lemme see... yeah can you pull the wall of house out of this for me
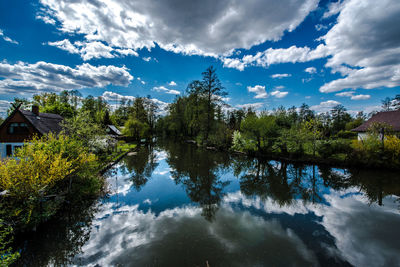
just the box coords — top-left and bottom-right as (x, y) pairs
(358, 132), (368, 141)
(0, 142), (25, 158)
(0, 111), (39, 143)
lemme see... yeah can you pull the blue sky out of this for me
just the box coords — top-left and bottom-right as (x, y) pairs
(0, 0), (399, 117)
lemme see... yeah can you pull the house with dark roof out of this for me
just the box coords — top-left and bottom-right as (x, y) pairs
(352, 109), (400, 140)
(0, 105), (64, 157)
(106, 124), (122, 138)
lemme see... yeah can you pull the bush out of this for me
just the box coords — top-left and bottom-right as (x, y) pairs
(336, 130), (357, 139)
(349, 134), (400, 167)
(0, 134), (99, 230)
(317, 139), (352, 158)
(0, 219), (20, 266)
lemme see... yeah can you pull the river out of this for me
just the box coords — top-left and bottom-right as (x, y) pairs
(16, 141), (400, 266)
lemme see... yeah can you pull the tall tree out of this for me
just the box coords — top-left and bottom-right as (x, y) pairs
(200, 66), (227, 143)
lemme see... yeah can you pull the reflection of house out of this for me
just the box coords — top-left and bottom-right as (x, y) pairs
(106, 125), (122, 139)
(352, 110), (400, 140)
(0, 105), (63, 157)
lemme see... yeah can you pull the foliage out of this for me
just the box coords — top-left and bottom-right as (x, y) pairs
(157, 66), (228, 146)
(241, 114), (278, 152)
(123, 118), (150, 141)
(0, 219), (20, 266)
(0, 134), (98, 229)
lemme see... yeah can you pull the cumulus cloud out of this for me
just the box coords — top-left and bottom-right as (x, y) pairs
(247, 85), (268, 99)
(48, 39), (138, 61)
(222, 44), (329, 70)
(322, 0), (346, 19)
(101, 91), (169, 114)
(0, 61), (133, 95)
(222, 0), (400, 93)
(271, 73), (291, 79)
(335, 91), (371, 100)
(168, 81), (177, 86)
(153, 86), (180, 95)
(319, 0), (400, 93)
(315, 24), (328, 31)
(271, 90), (289, 98)
(310, 100), (341, 113)
(0, 29), (18, 44)
(0, 100), (10, 117)
(39, 0), (318, 57)
(236, 102), (264, 110)
(102, 91), (135, 102)
(304, 67), (317, 74)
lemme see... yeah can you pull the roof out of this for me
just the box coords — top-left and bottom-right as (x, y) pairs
(19, 109), (64, 135)
(107, 125), (122, 136)
(352, 109), (400, 132)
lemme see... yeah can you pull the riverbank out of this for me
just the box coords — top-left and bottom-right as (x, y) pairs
(184, 139), (400, 171)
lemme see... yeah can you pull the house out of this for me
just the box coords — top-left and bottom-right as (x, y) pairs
(0, 105), (64, 157)
(106, 125), (122, 138)
(352, 109), (400, 140)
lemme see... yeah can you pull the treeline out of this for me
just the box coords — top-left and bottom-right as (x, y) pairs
(156, 66), (400, 168)
(6, 90), (160, 142)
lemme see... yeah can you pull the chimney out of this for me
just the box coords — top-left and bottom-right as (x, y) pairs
(32, 105), (39, 116)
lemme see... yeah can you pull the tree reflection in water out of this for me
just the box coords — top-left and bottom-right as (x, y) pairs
(161, 141), (231, 221)
(15, 142), (400, 265)
(121, 144), (159, 191)
(15, 200), (98, 267)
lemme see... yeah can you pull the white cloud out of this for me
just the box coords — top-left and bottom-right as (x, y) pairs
(315, 24), (328, 31)
(310, 100), (341, 113)
(36, 14), (56, 25)
(304, 67), (317, 74)
(350, 94), (371, 100)
(101, 91), (169, 115)
(39, 0), (318, 57)
(153, 86), (180, 95)
(335, 91), (371, 100)
(0, 29), (18, 44)
(322, 0), (346, 19)
(271, 90), (289, 98)
(137, 77), (146, 85)
(102, 91), (135, 102)
(48, 39), (139, 60)
(142, 57), (152, 62)
(0, 100), (10, 117)
(168, 81), (177, 86)
(271, 73), (291, 79)
(335, 91), (354, 97)
(247, 85), (268, 99)
(319, 0), (400, 93)
(0, 61), (133, 95)
(221, 0), (400, 93)
(222, 44), (329, 70)
(236, 102), (264, 110)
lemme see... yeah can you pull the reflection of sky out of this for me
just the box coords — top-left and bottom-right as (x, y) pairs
(76, 149), (400, 267)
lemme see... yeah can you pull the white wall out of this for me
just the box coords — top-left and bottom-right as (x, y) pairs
(357, 133), (368, 141)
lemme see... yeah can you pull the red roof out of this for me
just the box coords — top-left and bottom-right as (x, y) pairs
(352, 110), (400, 132)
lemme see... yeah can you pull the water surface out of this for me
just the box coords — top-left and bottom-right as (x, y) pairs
(17, 142), (400, 266)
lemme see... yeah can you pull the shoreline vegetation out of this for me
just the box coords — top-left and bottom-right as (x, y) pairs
(1, 66), (399, 265)
(156, 66), (400, 171)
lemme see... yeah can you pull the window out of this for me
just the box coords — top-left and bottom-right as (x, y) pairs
(6, 145), (12, 156)
(7, 122), (29, 134)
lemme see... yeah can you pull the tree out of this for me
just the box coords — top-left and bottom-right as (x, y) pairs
(123, 118), (150, 141)
(200, 66), (227, 143)
(241, 114), (278, 151)
(381, 97), (392, 111)
(330, 104), (351, 134)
